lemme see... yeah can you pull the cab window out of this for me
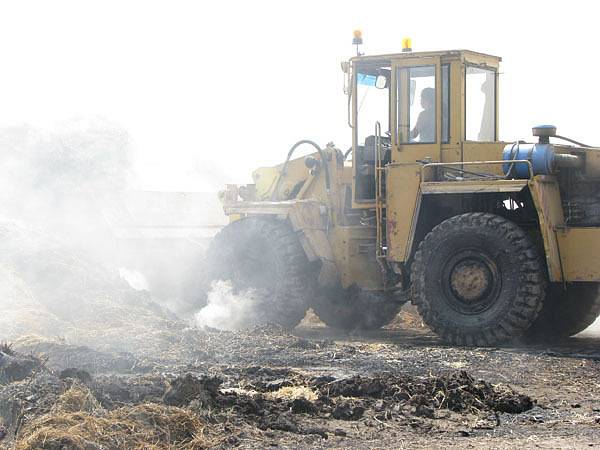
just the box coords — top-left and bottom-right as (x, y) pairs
(353, 66), (391, 201)
(356, 72), (390, 146)
(397, 65), (450, 144)
(398, 66), (435, 144)
(466, 66), (496, 141)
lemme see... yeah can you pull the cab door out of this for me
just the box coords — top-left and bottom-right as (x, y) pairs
(385, 57), (446, 262)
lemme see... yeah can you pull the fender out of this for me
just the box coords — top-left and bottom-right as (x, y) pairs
(386, 164), (531, 266)
(529, 176), (600, 282)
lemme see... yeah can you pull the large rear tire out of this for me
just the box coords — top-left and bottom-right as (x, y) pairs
(526, 283), (600, 340)
(411, 213), (546, 346)
(203, 217), (312, 328)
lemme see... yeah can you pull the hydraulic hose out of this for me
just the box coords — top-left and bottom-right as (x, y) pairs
(504, 141), (520, 179)
(272, 140), (331, 201)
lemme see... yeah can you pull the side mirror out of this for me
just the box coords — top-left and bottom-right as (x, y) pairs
(375, 75), (388, 89)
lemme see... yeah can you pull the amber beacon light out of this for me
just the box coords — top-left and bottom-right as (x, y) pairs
(352, 29), (364, 56)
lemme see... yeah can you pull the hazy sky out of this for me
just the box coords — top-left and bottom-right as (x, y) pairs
(1, 0), (598, 190)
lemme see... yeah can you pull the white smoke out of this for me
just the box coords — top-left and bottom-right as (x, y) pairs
(118, 267), (149, 291)
(195, 280), (265, 330)
(0, 120), (186, 351)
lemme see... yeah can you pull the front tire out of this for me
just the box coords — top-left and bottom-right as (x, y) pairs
(411, 213), (546, 346)
(203, 217), (312, 328)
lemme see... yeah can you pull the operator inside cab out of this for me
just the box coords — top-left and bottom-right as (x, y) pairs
(410, 87), (435, 142)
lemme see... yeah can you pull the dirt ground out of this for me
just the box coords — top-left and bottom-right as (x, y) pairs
(2, 225), (600, 448)
(2, 313), (600, 449)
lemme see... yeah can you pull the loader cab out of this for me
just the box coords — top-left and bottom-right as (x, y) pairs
(347, 50), (501, 206)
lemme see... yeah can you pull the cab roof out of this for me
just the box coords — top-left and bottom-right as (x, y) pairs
(350, 49), (501, 65)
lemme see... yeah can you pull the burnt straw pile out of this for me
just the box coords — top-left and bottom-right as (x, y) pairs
(0, 343), (534, 449)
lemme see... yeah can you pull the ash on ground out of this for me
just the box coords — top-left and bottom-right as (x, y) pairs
(3, 288), (600, 449)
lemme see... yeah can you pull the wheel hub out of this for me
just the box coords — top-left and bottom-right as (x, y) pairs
(441, 250), (501, 315)
(449, 259), (492, 302)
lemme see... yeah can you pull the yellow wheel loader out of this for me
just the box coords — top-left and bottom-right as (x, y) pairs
(206, 37), (600, 345)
